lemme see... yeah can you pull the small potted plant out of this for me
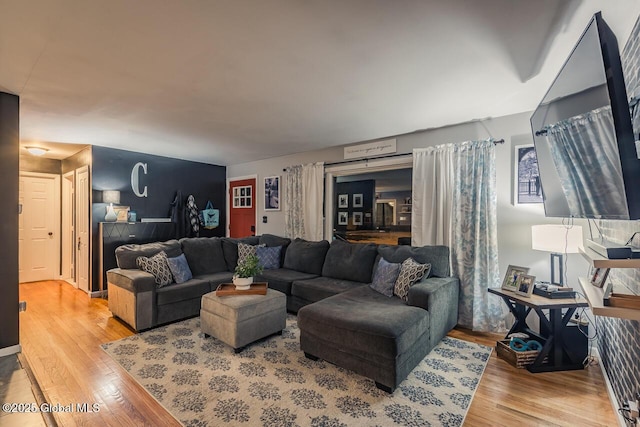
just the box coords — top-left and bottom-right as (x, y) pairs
(233, 254), (263, 290)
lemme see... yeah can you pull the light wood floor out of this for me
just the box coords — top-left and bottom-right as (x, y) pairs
(18, 280), (617, 426)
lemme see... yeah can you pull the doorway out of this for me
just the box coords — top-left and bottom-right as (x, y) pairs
(61, 171), (75, 286)
(228, 177), (257, 238)
(75, 166), (90, 293)
(18, 172), (60, 283)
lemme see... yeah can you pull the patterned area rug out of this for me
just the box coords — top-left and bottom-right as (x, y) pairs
(102, 315), (491, 427)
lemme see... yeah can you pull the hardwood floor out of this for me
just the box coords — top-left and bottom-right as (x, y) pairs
(18, 280), (617, 426)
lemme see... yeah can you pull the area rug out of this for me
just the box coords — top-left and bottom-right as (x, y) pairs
(102, 315), (491, 427)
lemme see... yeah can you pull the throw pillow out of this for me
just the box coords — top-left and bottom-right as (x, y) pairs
(237, 242), (265, 266)
(256, 245), (282, 270)
(393, 257), (431, 302)
(369, 258), (401, 297)
(136, 251), (174, 287)
(166, 253), (193, 284)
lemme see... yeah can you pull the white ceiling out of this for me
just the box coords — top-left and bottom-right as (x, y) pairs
(3, 0), (640, 166)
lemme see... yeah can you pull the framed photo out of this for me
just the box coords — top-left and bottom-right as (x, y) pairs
(590, 267), (610, 288)
(514, 144), (543, 204)
(352, 212), (363, 225)
(353, 193), (363, 208)
(501, 265), (530, 291)
(264, 176), (280, 211)
(338, 211), (348, 225)
(338, 194), (348, 208)
(515, 274), (536, 297)
(114, 206), (130, 222)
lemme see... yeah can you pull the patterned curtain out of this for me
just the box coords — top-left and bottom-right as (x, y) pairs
(413, 140), (507, 332)
(284, 162), (324, 240)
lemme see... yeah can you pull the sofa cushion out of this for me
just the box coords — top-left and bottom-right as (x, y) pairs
(180, 237), (227, 275)
(321, 240), (378, 283)
(283, 238), (330, 275)
(136, 251), (174, 287)
(115, 240), (182, 269)
(370, 258), (401, 297)
(297, 286), (430, 360)
(256, 245), (282, 270)
(259, 234), (291, 266)
(377, 244), (449, 278)
(156, 278), (211, 306)
(394, 257), (431, 302)
(291, 276), (367, 304)
(166, 253), (193, 284)
(221, 236), (261, 271)
(192, 271), (235, 289)
(256, 268), (319, 295)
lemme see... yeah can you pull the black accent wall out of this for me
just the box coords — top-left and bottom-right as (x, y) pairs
(90, 146), (226, 292)
(334, 180), (375, 232)
(0, 92), (19, 351)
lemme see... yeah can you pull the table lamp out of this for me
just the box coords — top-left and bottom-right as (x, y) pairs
(531, 224), (583, 286)
(103, 190), (120, 222)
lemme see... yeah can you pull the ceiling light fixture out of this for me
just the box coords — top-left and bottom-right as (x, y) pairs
(25, 146), (49, 156)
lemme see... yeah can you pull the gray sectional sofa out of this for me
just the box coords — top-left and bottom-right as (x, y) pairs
(106, 234), (459, 392)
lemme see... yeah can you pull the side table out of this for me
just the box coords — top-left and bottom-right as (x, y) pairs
(488, 288), (589, 373)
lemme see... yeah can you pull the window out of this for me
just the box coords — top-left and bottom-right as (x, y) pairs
(233, 186), (252, 208)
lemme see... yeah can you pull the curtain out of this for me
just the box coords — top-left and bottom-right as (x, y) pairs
(545, 106), (627, 217)
(284, 162), (324, 240)
(413, 140), (507, 332)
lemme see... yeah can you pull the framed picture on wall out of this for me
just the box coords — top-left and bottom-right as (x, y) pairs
(338, 211), (348, 225)
(338, 194), (348, 208)
(353, 194), (363, 208)
(264, 176), (280, 211)
(353, 212), (363, 225)
(514, 144), (543, 205)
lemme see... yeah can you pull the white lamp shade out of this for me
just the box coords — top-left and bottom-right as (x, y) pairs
(103, 190), (121, 204)
(531, 224), (583, 254)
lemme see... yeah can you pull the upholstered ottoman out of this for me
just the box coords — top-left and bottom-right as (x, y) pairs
(200, 288), (286, 352)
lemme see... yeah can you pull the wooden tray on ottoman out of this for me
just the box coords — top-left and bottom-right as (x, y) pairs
(215, 282), (268, 296)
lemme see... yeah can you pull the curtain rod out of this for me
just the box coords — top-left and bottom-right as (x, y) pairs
(282, 139), (504, 171)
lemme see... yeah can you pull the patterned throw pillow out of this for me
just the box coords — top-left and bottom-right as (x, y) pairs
(393, 257), (431, 302)
(136, 251), (174, 287)
(256, 245), (282, 270)
(166, 253), (193, 284)
(237, 242), (265, 266)
(370, 258), (401, 297)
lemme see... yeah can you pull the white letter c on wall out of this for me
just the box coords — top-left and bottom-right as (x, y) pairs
(131, 162), (148, 197)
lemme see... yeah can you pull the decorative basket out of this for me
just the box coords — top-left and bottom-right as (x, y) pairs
(496, 340), (540, 369)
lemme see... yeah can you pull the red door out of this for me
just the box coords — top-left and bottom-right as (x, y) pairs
(229, 178), (256, 237)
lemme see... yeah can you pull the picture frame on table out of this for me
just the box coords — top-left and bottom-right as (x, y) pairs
(515, 274), (536, 297)
(590, 267), (610, 288)
(338, 194), (348, 208)
(264, 176), (280, 211)
(114, 206), (130, 222)
(353, 194), (363, 208)
(338, 211), (348, 226)
(352, 212), (363, 225)
(513, 144), (543, 205)
(501, 265), (530, 292)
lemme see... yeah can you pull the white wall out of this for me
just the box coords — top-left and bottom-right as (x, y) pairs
(227, 111), (589, 287)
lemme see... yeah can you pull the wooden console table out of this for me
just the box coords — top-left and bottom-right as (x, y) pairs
(488, 288), (589, 373)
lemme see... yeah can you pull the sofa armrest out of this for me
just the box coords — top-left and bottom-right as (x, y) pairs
(107, 268), (156, 293)
(407, 276), (460, 348)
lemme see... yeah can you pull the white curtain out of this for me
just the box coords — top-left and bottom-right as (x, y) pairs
(413, 140), (507, 332)
(284, 162), (324, 240)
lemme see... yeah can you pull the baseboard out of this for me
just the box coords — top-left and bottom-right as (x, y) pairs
(90, 290), (108, 299)
(0, 344), (22, 358)
(592, 346), (626, 427)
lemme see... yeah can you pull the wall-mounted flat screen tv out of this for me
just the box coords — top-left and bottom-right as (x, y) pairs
(531, 12), (640, 219)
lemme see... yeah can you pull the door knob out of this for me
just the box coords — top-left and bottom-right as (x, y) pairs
(48, 232), (53, 236)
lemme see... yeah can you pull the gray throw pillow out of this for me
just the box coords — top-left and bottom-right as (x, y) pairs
(370, 258), (401, 297)
(136, 251), (174, 287)
(166, 253), (193, 284)
(393, 257), (431, 302)
(256, 245), (282, 270)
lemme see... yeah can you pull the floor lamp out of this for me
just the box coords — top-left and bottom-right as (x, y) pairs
(531, 224), (583, 286)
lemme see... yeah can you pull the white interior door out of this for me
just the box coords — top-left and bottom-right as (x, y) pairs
(62, 171), (76, 286)
(76, 166), (90, 293)
(19, 173), (60, 283)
